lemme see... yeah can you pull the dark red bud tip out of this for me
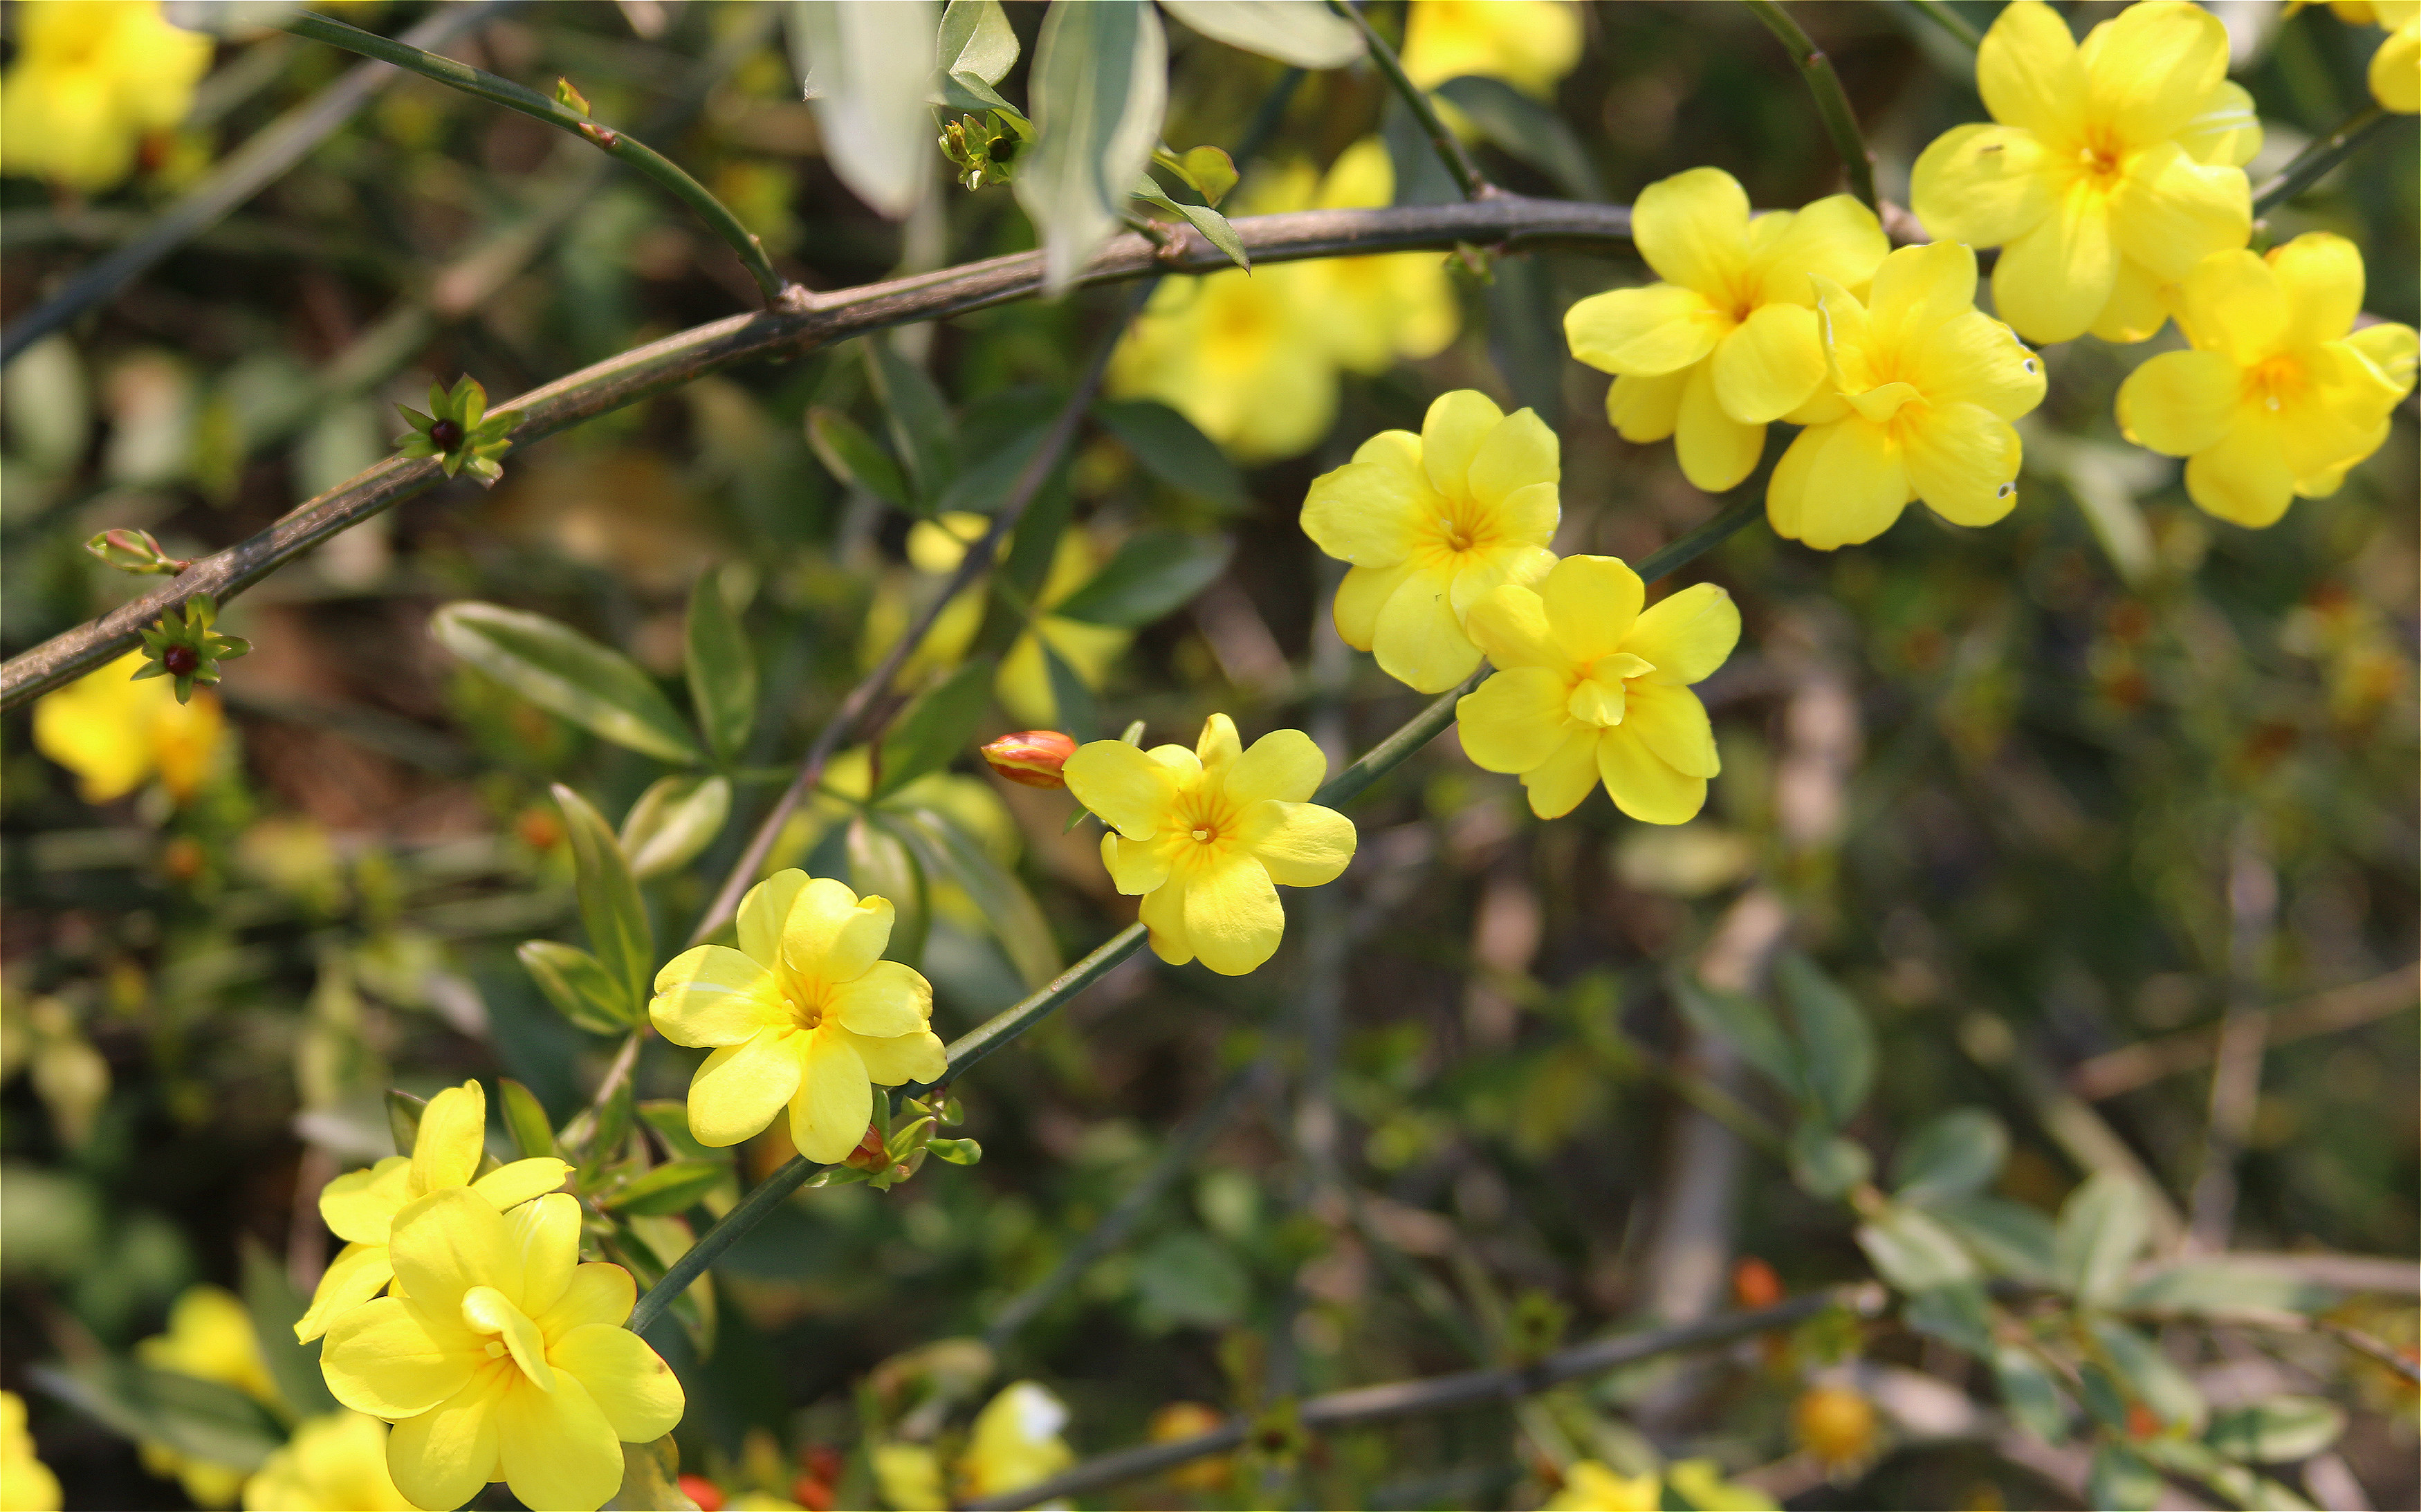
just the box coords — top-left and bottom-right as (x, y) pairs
(162, 645), (201, 676)
(981, 730), (1078, 788)
(427, 418), (464, 451)
(843, 1123), (887, 1170)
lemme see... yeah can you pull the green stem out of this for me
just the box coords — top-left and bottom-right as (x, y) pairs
(2252, 102), (2390, 215)
(277, 11), (786, 305)
(1902, 0), (1984, 51)
(1325, 0), (1493, 200)
(1744, 0), (1879, 211)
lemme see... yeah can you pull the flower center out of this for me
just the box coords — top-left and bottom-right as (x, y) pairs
(1567, 652), (1657, 728)
(782, 980), (829, 1033)
(1191, 826), (1215, 842)
(2074, 128), (2126, 188)
(461, 1284), (555, 1392)
(1170, 790), (1239, 865)
(2245, 354), (2307, 412)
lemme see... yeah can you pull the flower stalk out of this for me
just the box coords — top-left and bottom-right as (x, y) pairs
(1324, 0), (1495, 201)
(1742, 0), (1879, 211)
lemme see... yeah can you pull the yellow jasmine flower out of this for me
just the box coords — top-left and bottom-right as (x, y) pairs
(1765, 241), (2048, 550)
(1, 1392), (62, 1512)
(650, 871), (946, 1164)
(320, 1190), (685, 1512)
(1565, 167), (1890, 493)
(958, 1382), (1074, 1504)
(136, 1286), (279, 1508)
(32, 651), (223, 804)
(1400, 0), (1583, 96)
(1544, 1459), (1659, 1511)
(0, 0), (213, 193)
(2115, 234), (2418, 528)
(872, 1441), (946, 1511)
(1302, 389), (1561, 693)
(1909, 0), (2259, 345)
(1064, 714), (1356, 975)
(2369, 1), (2420, 111)
(241, 1412), (414, 1512)
(1286, 139), (1463, 377)
(1456, 556), (1739, 823)
(297, 1080), (572, 1343)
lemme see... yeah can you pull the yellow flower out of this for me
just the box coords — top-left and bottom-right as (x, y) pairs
(1910, 0), (2260, 345)
(2369, 1), (2420, 110)
(1, 1392), (62, 1512)
(1107, 140), (1460, 463)
(959, 1382), (1074, 1503)
(2115, 234), (2418, 528)
(241, 1412), (415, 1512)
(296, 1080), (573, 1343)
(1400, 0), (1583, 95)
(1456, 556), (1739, 823)
(136, 1287), (279, 1508)
(320, 1189), (684, 1512)
(1765, 241), (2048, 550)
(1302, 389), (1561, 693)
(1665, 1459), (1781, 1511)
(650, 871), (947, 1163)
(1543, 1459), (1659, 1511)
(873, 1442), (946, 1511)
(1565, 167), (1890, 493)
(32, 651), (223, 804)
(1792, 1384), (1879, 1468)
(0, 0), (213, 193)
(1064, 714), (1356, 975)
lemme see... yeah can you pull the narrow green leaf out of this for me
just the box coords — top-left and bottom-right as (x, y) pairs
(1132, 183), (1251, 270)
(518, 940), (639, 1035)
(848, 813), (929, 968)
(554, 784), (656, 1015)
(806, 407), (912, 509)
(1054, 531), (1232, 629)
(684, 571), (755, 764)
(1673, 976), (1803, 1102)
(2056, 1170), (2152, 1307)
(1092, 399), (1244, 510)
(1776, 952), (1873, 1129)
(938, 0), (1018, 84)
(786, 0), (938, 219)
(1928, 1195), (2059, 1285)
(33, 1361), (283, 1473)
(1157, 0), (1363, 66)
(894, 806), (1063, 990)
(637, 1100), (716, 1162)
(1015, 0), (1168, 291)
(2089, 1318), (2207, 1433)
(239, 1239), (341, 1418)
(2090, 1438), (2169, 1509)
(865, 337), (961, 507)
(499, 1078), (557, 1159)
(620, 773), (733, 881)
(2204, 1396), (2346, 1464)
(934, 421), (1050, 517)
(2121, 1259), (2334, 1316)
(1902, 1279), (1994, 1356)
(874, 660), (994, 799)
(1891, 1107), (2009, 1207)
(1430, 74), (1601, 199)
(605, 1159), (730, 1217)
(1993, 1345), (2070, 1444)
(431, 602), (702, 765)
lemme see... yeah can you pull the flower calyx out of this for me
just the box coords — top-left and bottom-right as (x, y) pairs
(940, 113), (1024, 191)
(980, 729), (1076, 788)
(134, 594), (250, 705)
(811, 1096), (978, 1192)
(396, 375), (517, 486)
(85, 528), (190, 577)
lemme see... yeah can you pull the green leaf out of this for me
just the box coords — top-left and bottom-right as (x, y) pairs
(2121, 1260), (2335, 1316)
(806, 407), (912, 509)
(2056, 1170), (2151, 1307)
(1785, 1116), (1871, 1200)
(2204, 1396), (2346, 1464)
(1855, 1204), (1977, 1293)
(1927, 1195), (2059, 1285)
(2088, 1443), (2162, 1512)
(938, 0), (1018, 84)
(893, 806), (1063, 990)
(934, 421), (1051, 517)
(1092, 399), (1244, 510)
(1903, 1279), (1994, 1356)
(386, 1089), (427, 1155)
(554, 784), (656, 1015)
(1673, 976), (1802, 1103)
(605, 1159), (730, 1217)
(1015, 0), (1168, 291)
(1053, 531), (1233, 627)
(499, 1078), (557, 1159)
(2088, 1318), (2206, 1433)
(1157, 0), (1363, 66)
(874, 660), (994, 799)
(2076, 1363), (2131, 1434)
(1132, 181), (1251, 270)
(684, 572), (755, 764)
(926, 1136), (983, 1165)
(431, 602), (703, 765)
(1891, 1108), (2009, 1207)
(847, 813), (929, 968)
(591, 1075), (637, 1169)
(1154, 144), (1238, 205)
(1039, 638), (1101, 742)
(518, 940), (638, 1035)
(1776, 953), (1872, 1129)
(865, 337), (961, 508)
(638, 1100), (716, 1163)
(1430, 75), (1601, 199)
(239, 1239), (340, 1418)
(786, 0), (937, 219)
(620, 774), (733, 881)
(2137, 1438), (2315, 1512)
(1993, 1344), (2070, 1444)
(33, 1361), (283, 1473)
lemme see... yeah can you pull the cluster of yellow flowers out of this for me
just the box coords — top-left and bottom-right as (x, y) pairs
(872, 1380), (1074, 1509)
(0, 0), (213, 193)
(1543, 1456), (1779, 1511)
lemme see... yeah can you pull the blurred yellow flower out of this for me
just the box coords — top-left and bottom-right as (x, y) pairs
(1765, 241), (2047, 549)
(241, 1412), (414, 1512)
(296, 1079), (572, 1343)
(650, 871), (946, 1163)
(0, 0), (213, 192)
(1565, 167), (1890, 492)
(32, 651), (223, 804)
(2369, 1), (2420, 110)
(872, 1441), (946, 1511)
(862, 513), (1127, 727)
(1792, 1384), (1879, 1468)
(1665, 1459), (1780, 1510)
(2116, 234), (2418, 527)
(1065, 714), (1356, 975)
(1457, 556), (1739, 823)
(136, 1286), (279, 1508)
(1401, 0), (1583, 95)
(1302, 389), (1561, 692)
(958, 1381), (1074, 1504)
(1910, 0), (2259, 344)
(1543, 1459), (1659, 1511)
(1108, 140), (1460, 463)
(1, 1392), (61, 1512)
(321, 1190), (684, 1512)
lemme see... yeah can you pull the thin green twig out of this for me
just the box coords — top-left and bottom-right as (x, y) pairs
(277, 10), (786, 305)
(1744, 0), (1879, 211)
(1325, 0), (1493, 200)
(2253, 102), (2391, 214)
(1902, 0), (1985, 50)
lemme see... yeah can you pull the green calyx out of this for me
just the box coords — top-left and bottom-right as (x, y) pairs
(134, 593), (252, 705)
(939, 113), (1024, 191)
(396, 374), (518, 486)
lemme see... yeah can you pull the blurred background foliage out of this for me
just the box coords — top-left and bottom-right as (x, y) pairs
(1, 2), (2414, 1509)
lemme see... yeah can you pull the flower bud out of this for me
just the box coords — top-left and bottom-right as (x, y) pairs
(981, 730), (1077, 788)
(84, 528), (186, 576)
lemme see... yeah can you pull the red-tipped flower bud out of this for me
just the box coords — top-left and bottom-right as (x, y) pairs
(981, 730), (1078, 789)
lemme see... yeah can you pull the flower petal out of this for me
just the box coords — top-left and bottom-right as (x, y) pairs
(2182, 409), (2296, 527)
(1605, 368), (1687, 443)
(1910, 123), (2057, 248)
(789, 1030), (872, 1165)
(1334, 561), (1416, 649)
(1674, 361), (1765, 492)
(1978, 1), (2088, 138)
(408, 1082), (487, 1197)
(688, 1027), (802, 1148)
(650, 945), (783, 1048)
(1456, 667), (1576, 773)
(2268, 232), (2364, 347)
(535, 1263), (636, 1338)
(323, 1298), (480, 1419)
(848, 1028), (947, 1086)
(827, 959), (933, 1038)
(294, 1242), (395, 1344)
(784, 876), (892, 985)
(1064, 739), (1184, 839)
(1372, 564), (1484, 694)
(1463, 583), (1560, 669)
(385, 1367), (507, 1512)
(2078, 0), (2229, 148)
(1181, 854), (1286, 976)
(2115, 349), (2238, 457)
(1763, 423), (1825, 542)
(1868, 241), (1978, 351)
(1522, 731), (1603, 818)
(1226, 728), (1327, 806)
(2089, 256), (2173, 344)
(1235, 800), (1356, 887)
(1906, 400), (2024, 527)
(1596, 730), (1709, 825)
(2180, 78), (2262, 167)
(1466, 407), (1560, 508)
(2108, 141), (2249, 284)
(1751, 193), (1890, 304)
(1301, 458), (1423, 566)
(1448, 542), (1558, 617)
(1562, 285), (1724, 377)
(497, 1192), (581, 1321)
(549, 1323), (685, 1444)
(1797, 417), (1911, 551)
(2345, 322), (2419, 396)
(1540, 555), (1646, 663)
(461, 1284), (553, 1392)
(1623, 682), (1721, 779)
(737, 871), (807, 968)
(1622, 584), (1740, 685)
(1421, 389), (1505, 497)
(1915, 311), (2046, 420)
(1102, 832), (1174, 895)
(1990, 183), (2117, 346)
(388, 1188), (513, 1322)
(320, 1157), (412, 1246)
(1633, 166), (1750, 295)
(2177, 248), (2285, 364)
(470, 1157), (572, 1213)
(498, 1372), (624, 1512)
(1489, 480), (1561, 548)
(1139, 874), (1195, 966)
(1711, 303), (1825, 424)
(2370, 18), (2419, 113)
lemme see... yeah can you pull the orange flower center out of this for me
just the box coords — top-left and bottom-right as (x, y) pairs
(2244, 353), (2308, 411)
(2074, 128), (2126, 188)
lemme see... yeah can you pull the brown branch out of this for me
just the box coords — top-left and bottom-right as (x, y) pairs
(2068, 964), (2418, 1101)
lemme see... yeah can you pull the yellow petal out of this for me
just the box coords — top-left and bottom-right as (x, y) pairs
(1456, 667), (1578, 773)
(1448, 541), (1558, 617)
(1623, 683), (1721, 778)
(2108, 141), (2249, 284)
(1622, 583), (1740, 685)
(1763, 422), (1824, 542)
(2077, 0), (2229, 147)
(534, 1264), (636, 1339)
(1195, 712), (1244, 780)
(2088, 256), (2173, 344)
(1632, 166), (1750, 295)
(1978, 1), (2088, 137)
(1909, 123), (2056, 247)
(320, 1157), (412, 1246)
(1904, 401), (2024, 526)
(1562, 284), (1724, 377)
(409, 1082), (487, 1197)
(1180, 853), (1286, 976)
(2344, 322), (2419, 395)
(461, 1286), (553, 1392)
(1064, 739), (1184, 839)
(1595, 729), (1709, 825)
(1466, 407), (1561, 506)
(2176, 248), (2285, 364)
(2267, 232), (2364, 347)
(1522, 730), (1603, 818)
(650, 945), (783, 1048)
(497, 1372), (624, 1512)
(2182, 410), (2296, 527)
(1489, 479), (1561, 547)
(549, 1324), (685, 1445)
(1334, 560), (1415, 650)
(1540, 555), (1646, 663)
(2277, 350), (2396, 477)
(1915, 310), (2046, 420)
(2371, 19), (2419, 112)
(1421, 389), (1506, 497)
(387, 1188), (517, 1326)
(1235, 800), (1356, 887)
(688, 1028), (802, 1147)
(1867, 240), (1977, 351)
(1991, 183), (2117, 345)
(295, 1243), (395, 1344)
(783, 876), (892, 984)
(1463, 583), (1560, 668)
(1848, 380), (1923, 425)
(1749, 193), (1891, 306)
(789, 1030), (872, 1165)
(2115, 349), (2238, 456)
(2178, 79), (2263, 167)
(848, 1027), (948, 1086)
(1301, 458), (1423, 566)
(384, 1369), (507, 1512)
(1711, 303), (1825, 425)
(735, 871), (808, 968)
(501, 1194), (582, 1339)
(1673, 361), (1765, 492)
(1139, 874), (1195, 966)
(1226, 728), (1327, 806)
(1372, 564), (1484, 693)
(470, 1158), (571, 1213)
(1796, 417), (1911, 551)
(1102, 831), (1174, 895)
(1605, 367), (1687, 442)
(827, 959), (932, 1038)
(322, 1297), (479, 1420)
